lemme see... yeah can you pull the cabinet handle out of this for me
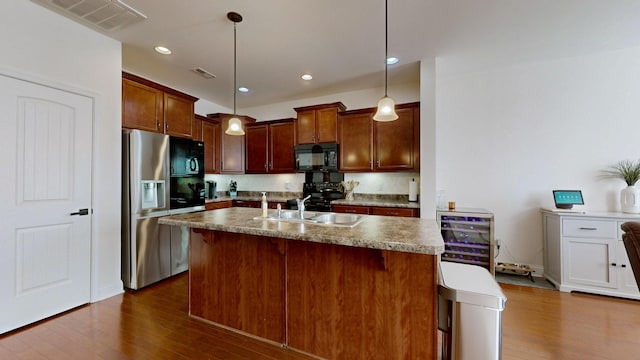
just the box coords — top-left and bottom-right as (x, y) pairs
(269, 162), (273, 169)
(264, 163), (268, 170)
(611, 263), (617, 267)
(622, 264), (627, 268)
(579, 227), (598, 230)
(387, 212), (399, 216)
(345, 210), (356, 213)
(376, 160), (380, 168)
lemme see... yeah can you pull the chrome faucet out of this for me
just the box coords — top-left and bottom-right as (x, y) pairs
(297, 195), (311, 218)
(276, 203), (282, 218)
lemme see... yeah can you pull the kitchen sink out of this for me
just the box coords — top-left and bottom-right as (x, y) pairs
(267, 210), (317, 221)
(257, 211), (365, 227)
(310, 213), (365, 226)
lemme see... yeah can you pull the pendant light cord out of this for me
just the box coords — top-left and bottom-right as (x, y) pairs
(233, 21), (237, 117)
(384, 0), (388, 97)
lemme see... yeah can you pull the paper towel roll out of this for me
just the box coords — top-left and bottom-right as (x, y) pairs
(409, 179), (418, 202)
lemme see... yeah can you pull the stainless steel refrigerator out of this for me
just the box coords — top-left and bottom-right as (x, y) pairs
(121, 129), (204, 290)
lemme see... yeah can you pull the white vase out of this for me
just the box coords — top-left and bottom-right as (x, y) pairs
(621, 185), (640, 213)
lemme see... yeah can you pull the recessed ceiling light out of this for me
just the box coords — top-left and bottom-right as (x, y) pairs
(154, 46), (172, 55)
(301, 74), (313, 81)
(238, 87), (249, 93)
(386, 57), (399, 65)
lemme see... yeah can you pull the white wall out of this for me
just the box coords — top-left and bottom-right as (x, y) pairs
(435, 46), (640, 271)
(1, 2), (123, 301)
(242, 82), (420, 121)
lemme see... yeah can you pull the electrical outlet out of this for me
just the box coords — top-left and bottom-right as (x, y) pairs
(285, 182), (291, 190)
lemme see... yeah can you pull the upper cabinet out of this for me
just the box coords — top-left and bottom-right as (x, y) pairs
(294, 102), (346, 145)
(122, 77), (163, 133)
(206, 113), (256, 174)
(122, 72), (197, 139)
(164, 93), (194, 138)
(193, 114), (204, 142)
(245, 119), (296, 174)
(338, 102), (420, 172)
(195, 114), (222, 174)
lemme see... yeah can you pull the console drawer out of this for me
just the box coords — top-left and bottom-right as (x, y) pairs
(562, 219), (616, 238)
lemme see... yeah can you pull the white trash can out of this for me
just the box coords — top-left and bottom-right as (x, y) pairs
(438, 262), (507, 360)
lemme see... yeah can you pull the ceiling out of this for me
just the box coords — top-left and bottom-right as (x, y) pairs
(34, 0), (640, 109)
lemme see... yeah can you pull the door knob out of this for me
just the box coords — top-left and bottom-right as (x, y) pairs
(70, 208), (89, 216)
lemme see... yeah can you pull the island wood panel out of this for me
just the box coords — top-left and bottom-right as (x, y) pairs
(286, 240), (438, 359)
(189, 230), (286, 344)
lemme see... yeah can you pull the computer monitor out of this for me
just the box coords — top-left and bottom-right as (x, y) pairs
(553, 190), (584, 209)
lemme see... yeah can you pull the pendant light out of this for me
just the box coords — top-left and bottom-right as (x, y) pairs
(373, 0), (398, 122)
(225, 11), (245, 135)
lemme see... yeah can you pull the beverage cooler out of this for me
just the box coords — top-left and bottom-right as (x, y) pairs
(437, 208), (495, 275)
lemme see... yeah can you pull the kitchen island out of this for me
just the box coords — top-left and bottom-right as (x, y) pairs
(159, 207), (444, 359)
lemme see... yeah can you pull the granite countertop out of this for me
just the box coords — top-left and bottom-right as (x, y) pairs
(159, 207), (443, 255)
(332, 198), (420, 209)
(206, 192), (421, 209)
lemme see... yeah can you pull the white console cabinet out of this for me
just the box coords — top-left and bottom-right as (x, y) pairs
(542, 210), (640, 300)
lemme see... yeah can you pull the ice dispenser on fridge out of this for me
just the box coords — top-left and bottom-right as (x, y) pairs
(141, 180), (166, 210)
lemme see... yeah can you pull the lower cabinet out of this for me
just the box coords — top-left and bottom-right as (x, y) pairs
(543, 211), (640, 299)
(189, 230), (286, 343)
(333, 204), (419, 217)
(204, 200), (232, 211)
(189, 229), (438, 359)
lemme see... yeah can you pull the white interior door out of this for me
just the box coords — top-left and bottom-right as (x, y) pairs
(0, 74), (93, 334)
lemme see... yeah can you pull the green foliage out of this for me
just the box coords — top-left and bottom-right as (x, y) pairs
(602, 160), (640, 186)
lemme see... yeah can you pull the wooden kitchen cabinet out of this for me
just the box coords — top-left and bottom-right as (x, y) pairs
(245, 124), (269, 173)
(338, 102), (420, 172)
(206, 113), (256, 174)
(331, 204), (371, 214)
(205, 200), (232, 210)
(122, 72), (198, 138)
(245, 119), (296, 174)
(371, 206), (420, 217)
(193, 114), (204, 142)
(122, 77), (163, 132)
(333, 204), (419, 218)
(374, 105), (420, 171)
(201, 117), (221, 174)
(164, 93), (194, 138)
(294, 102), (346, 145)
(337, 111), (374, 171)
(189, 230), (286, 343)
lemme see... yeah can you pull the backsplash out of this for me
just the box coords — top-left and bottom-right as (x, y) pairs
(204, 172), (420, 196)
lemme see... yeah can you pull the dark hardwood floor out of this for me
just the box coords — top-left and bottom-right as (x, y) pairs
(2, 273), (640, 359)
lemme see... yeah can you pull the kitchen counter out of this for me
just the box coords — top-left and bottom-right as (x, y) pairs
(332, 197), (420, 209)
(205, 192), (421, 209)
(159, 207), (443, 254)
(160, 207), (442, 359)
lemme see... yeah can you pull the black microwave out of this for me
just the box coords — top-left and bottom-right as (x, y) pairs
(294, 143), (339, 172)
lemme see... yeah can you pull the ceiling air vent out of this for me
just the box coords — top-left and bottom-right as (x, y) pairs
(31, 0), (147, 32)
(191, 67), (216, 79)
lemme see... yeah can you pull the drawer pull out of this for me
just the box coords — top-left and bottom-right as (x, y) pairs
(579, 227), (598, 230)
(622, 264), (627, 268)
(611, 263), (617, 267)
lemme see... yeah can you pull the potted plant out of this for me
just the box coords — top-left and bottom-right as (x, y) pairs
(602, 160), (640, 213)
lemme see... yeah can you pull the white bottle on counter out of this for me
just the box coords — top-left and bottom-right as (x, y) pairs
(261, 192), (268, 217)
